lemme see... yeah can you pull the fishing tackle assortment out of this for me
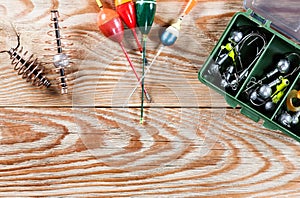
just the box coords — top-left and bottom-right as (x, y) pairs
(127, 0), (197, 104)
(205, 27), (268, 91)
(244, 53), (300, 112)
(3, 0), (300, 139)
(0, 1), (196, 124)
(0, 10), (74, 92)
(277, 78), (300, 131)
(199, 0), (300, 141)
(95, 0), (151, 104)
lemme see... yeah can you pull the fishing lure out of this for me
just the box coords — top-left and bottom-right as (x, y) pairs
(244, 58), (290, 95)
(278, 89), (300, 127)
(246, 52), (300, 111)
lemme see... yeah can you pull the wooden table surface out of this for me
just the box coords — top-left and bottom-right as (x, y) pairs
(0, 0), (300, 197)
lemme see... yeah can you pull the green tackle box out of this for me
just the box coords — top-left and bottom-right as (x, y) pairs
(198, 0), (300, 141)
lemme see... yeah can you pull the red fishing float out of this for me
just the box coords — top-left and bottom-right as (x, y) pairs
(97, 8), (124, 43)
(95, 0), (151, 102)
(115, 0), (143, 52)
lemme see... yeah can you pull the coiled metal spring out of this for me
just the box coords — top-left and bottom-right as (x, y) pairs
(0, 34), (51, 88)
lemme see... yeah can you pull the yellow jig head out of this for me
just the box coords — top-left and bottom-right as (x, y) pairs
(221, 43), (236, 63)
(271, 77), (289, 104)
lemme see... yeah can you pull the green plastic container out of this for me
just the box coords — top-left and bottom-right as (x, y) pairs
(198, 0), (300, 141)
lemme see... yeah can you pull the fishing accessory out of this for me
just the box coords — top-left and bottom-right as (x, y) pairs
(115, 0), (142, 52)
(160, 0), (197, 46)
(95, 0), (151, 102)
(207, 29), (267, 90)
(292, 111), (300, 125)
(125, 0), (197, 114)
(148, 0), (197, 69)
(136, 0), (156, 124)
(50, 10), (69, 94)
(245, 52), (300, 110)
(278, 111), (300, 127)
(0, 33), (51, 88)
(249, 76), (289, 111)
(135, 0), (156, 35)
(245, 53), (300, 94)
(278, 111), (292, 127)
(286, 89), (300, 112)
(229, 30), (243, 43)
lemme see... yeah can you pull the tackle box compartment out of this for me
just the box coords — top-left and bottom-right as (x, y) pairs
(198, 0), (300, 141)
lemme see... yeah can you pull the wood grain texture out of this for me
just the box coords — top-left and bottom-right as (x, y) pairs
(0, 0), (300, 197)
(0, 108), (300, 197)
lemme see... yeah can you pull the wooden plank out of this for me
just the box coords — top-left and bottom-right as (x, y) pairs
(0, 108), (299, 197)
(1, 0), (300, 197)
(0, 0), (241, 107)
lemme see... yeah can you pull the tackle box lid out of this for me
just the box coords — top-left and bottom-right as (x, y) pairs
(244, 0), (300, 42)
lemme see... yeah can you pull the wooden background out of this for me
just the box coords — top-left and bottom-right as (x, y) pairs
(0, 0), (300, 197)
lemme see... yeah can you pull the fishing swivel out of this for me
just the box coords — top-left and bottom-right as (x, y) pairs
(0, 33), (51, 88)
